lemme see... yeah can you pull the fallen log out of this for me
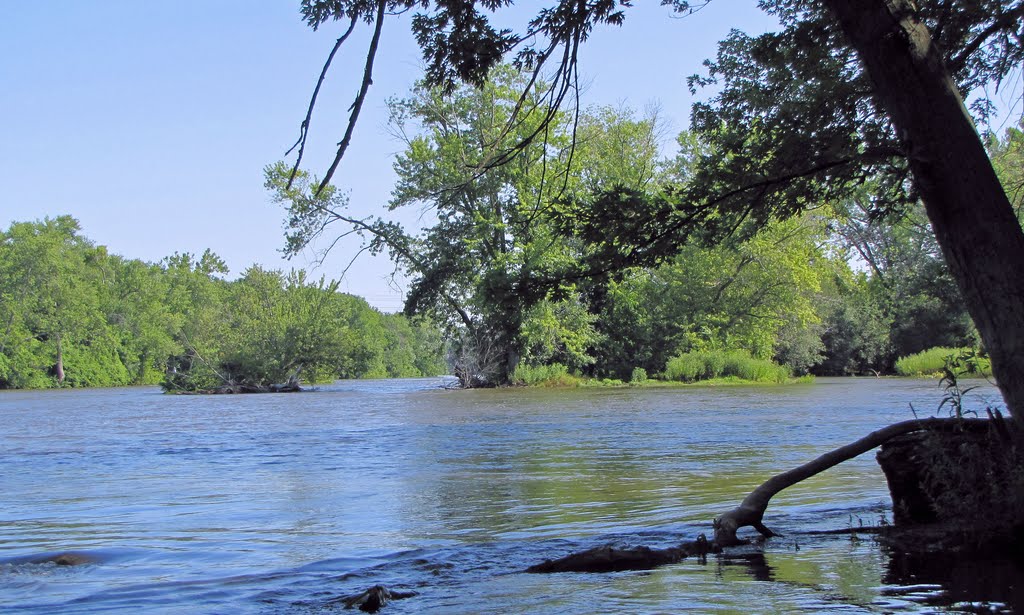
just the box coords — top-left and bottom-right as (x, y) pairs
(526, 535), (714, 573)
(712, 418), (972, 545)
(529, 417), (996, 573)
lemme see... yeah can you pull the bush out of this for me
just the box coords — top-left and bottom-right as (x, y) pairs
(664, 349), (791, 383)
(512, 363), (580, 387)
(629, 367), (648, 384)
(663, 352), (705, 381)
(895, 347), (991, 377)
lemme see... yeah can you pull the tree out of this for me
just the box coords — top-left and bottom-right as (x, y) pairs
(588, 215), (835, 379)
(0, 217), (117, 387)
(287, 0), (1024, 420)
(163, 264), (357, 392)
(105, 257), (180, 384)
(833, 200), (977, 361)
(270, 67), (665, 386)
(285, 0), (1024, 547)
(793, 0), (1024, 422)
(160, 251), (232, 391)
(989, 121), (1024, 223)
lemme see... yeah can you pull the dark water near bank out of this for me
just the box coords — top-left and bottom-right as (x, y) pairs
(1, 377), (1020, 613)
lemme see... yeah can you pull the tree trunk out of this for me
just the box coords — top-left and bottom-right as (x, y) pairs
(55, 333), (65, 384)
(821, 0), (1024, 428)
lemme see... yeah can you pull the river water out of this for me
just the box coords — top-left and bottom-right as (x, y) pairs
(1, 377), (1020, 613)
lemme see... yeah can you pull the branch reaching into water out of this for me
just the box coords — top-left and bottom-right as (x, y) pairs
(528, 417), (993, 573)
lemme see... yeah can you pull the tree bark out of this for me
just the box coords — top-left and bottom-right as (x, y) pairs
(821, 0), (1024, 429)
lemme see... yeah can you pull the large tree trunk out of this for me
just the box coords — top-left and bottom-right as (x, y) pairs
(821, 0), (1024, 428)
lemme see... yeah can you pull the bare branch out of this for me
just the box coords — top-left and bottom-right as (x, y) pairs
(712, 417), (990, 545)
(316, 0), (387, 196)
(286, 16), (359, 189)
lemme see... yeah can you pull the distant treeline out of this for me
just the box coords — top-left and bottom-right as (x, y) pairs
(0, 216), (446, 391)
(0, 202), (993, 391)
(270, 70), (1009, 388)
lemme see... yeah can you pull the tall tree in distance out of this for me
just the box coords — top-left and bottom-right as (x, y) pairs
(283, 0), (1024, 423)
(270, 66), (666, 385)
(278, 0), (1024, 546)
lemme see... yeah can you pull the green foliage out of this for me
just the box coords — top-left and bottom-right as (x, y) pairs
(288, 1), (1024, 396)
(163, 267), (446, 391)
(0, 217), (446, 391)
(664, 349), (791, 383)
(271, 66), (666, 386)
(511, 363), (579, 387)
(989, 122), (1024, 224)
(589, 215), (834, 380)
(816, 272), (893, 376)
(772, 318), (825, 376)
(0, 216), (125, 388)
(629, 367), (648, 384)
(521, 298), (601, 373)
(895, 347), (991, 378)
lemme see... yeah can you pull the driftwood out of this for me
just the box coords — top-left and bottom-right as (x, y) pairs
(711, 418), (974, 545)
(530, 418), (994, 574)
(526, 535), (715, 573)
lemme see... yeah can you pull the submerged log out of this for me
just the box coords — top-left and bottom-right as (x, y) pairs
(528, 417), (1004, 573)
(526, 536), (715, 573)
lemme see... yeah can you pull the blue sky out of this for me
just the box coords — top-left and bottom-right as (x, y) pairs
(2, 3), (783, 311)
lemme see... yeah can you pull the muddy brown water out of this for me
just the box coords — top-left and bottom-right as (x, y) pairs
(1, 377), (1020, 613)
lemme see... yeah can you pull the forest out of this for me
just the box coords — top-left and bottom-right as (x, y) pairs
(4, 122), (1023, 391)
(0, 216), (445, 391)
(266, 67), (1024, 389)
(5, 107), (1020, 392)
(3, 1), (1023, 401)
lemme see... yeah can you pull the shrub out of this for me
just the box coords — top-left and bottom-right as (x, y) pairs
(895, 347), (991, 377)
(512, 363), (579, 387)
(629, 367), (648, 384)
(664, 349), (790, 383)
(663, 352), (706, 381)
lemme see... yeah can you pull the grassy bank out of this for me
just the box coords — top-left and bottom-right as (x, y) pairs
(894, 347), (991, 378)
(512, 350), (806, 388)
(663, 349), (792, 384)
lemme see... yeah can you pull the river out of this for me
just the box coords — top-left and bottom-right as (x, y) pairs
(1, 377), (1020, 613)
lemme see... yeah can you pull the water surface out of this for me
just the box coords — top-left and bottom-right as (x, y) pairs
(1, 377), (1019, 613)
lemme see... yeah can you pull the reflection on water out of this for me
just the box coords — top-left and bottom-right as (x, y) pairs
(1, 377), (1020, 613)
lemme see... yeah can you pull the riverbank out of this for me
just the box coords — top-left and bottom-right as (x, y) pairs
(515, 373), (816, 388)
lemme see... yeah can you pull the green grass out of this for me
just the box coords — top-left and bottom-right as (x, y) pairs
(512, 363), (581, 387)
(894, 347), (991, 377)
(663, 349), (791, 384)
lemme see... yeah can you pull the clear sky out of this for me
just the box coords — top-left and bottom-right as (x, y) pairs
(1, 3), (787, 311)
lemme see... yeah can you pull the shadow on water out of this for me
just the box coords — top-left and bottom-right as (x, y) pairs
(882, 548), (1024, 613)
